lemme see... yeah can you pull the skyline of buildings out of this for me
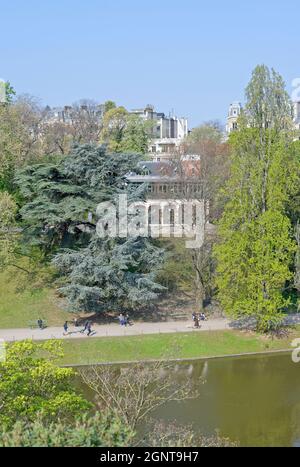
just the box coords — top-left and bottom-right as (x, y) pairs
(41, 93), (300, 153)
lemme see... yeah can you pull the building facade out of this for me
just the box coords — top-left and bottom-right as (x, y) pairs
(130, 105), (188, 159)
(43, 104), (104, 124)
(126, 157), (202, 199)
(125, 157), (208, 239)
(225, 102), (242, 135)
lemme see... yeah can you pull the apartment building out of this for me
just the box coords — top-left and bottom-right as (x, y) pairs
(130, 105), (188, 159)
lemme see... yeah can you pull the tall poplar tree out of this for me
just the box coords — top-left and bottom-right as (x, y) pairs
(214, 65), (300, 332)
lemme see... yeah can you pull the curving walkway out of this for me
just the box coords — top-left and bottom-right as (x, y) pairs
(0, 314), (299, 342)
(0, 318), (231, 342)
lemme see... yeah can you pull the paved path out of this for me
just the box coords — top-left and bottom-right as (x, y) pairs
(1, 313), (299, 342)
(0, 318), (231, 342)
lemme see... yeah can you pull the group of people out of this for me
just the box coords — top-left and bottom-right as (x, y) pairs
(63, 319), (93, 336)
(192, 312), (207, 328)
(62, 314), (132, 335)
(118, 313), (131, 327)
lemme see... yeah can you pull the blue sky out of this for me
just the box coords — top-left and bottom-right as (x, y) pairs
(1, 0), (299, 126)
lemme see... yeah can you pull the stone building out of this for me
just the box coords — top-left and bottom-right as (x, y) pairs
(225, 102), (242, 135)
(126, 157), (207, 241)
(43, 103), (104, 124)
(130, 105), (188, 159)
(126, 156), (202, 199)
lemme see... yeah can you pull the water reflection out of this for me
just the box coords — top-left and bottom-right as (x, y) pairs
(76, 352), (300, 447)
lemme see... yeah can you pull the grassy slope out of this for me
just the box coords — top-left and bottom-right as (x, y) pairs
(0, 265), (70, 328)
(60, 328), (298, 365)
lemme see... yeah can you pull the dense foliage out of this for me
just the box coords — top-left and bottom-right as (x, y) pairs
(214, 65), (300, 331)
(16, 144), (165, 313)
(0, 412), (134, 447)
(100, 106), (151, 153)
(0, 191), (18, 269)
(0, 341), (90, 427)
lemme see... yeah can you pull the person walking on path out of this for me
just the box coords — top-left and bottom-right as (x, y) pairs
(81, 321), (89, 334)
(119, 313), (125, 326)
(37, 319), (43, 330)
(194, 315), (200, 329)
(125, 312), (132, 326)
(63, 321), (69, 335)
(87, 322), (92, 336)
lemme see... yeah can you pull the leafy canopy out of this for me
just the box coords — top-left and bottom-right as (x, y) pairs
(0, 191), (18, 269)
(17, 144), (166, 313)
(0, 340), (90, 427)
(214, 65), (300, 332)
(0, 411), (134, 447)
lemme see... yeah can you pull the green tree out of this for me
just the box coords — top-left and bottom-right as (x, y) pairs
(214, 65), (300, 332)
(121, 114), (151, 154)
(0, 340), (90, 427)
(0, 81), (16, 103)
(53, 236), (165, 313)
(103, 100), (117, 114)
(16, 144), (166, 313)
(0, 191), (18, 270)
(100, 106), (151, 154)
(100, 106), (128, 151)
(16, 144), (142, 255)
(0, 414), (237, 447)
(186, 120), (223, 146)
(0, 412), (134, 447)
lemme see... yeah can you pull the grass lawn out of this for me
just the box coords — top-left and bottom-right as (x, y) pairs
(0, 265), (70, 328)
(60, 328), (299, 365)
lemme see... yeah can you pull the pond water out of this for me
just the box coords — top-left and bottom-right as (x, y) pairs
(76, 352), (300, 447)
